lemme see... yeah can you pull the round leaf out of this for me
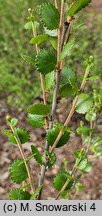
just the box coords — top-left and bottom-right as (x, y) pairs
(35, 49), (56, 74)
(28, 114), (44, 128)
(9, 188), (31, 200)
(3, 128), (30, 145)
(40, 3), (60, 30)
(28, 104), (50, 115)
(75, 93), (93, 114)
(10, 159), (28, 183)
(53, 170), (74, 191)
(46, 127), (70, 148)
(59, 83), (76, 98)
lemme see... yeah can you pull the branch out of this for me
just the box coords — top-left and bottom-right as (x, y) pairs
(9, 123), (34, 193)
(49, 0), (65, 129)
(32, 21), (49, 199)
(38, 1), (65, 198)
(37, 140), (48, 199)
(61, 16), (73, 49)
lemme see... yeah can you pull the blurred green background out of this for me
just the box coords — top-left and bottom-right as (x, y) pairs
(0, 0), (102, 109)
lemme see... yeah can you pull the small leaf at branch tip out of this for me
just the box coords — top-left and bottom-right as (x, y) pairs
(11, 118), (18, 127)
(3, 128), (30, 144)
(24, 21), (32, 30)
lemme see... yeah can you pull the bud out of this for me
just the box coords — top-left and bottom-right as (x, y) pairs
(6, 115), (11, 123)
(88, 55), (94, 64)
(28, 8), (32, 14)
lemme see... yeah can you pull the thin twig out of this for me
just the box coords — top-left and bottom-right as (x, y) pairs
(55, 0), (58, 9)
(37, 140), (48, 199)
(86, 117), (93, 154)
(55, 165), (76, 200)
(57, 0), (65, 61)
(10, 124), (34, 193)
(50, 95), (79, 153)
(32, 22), (49, 129)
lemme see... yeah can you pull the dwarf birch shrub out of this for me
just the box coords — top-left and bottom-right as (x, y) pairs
(3, 0), (102, 200)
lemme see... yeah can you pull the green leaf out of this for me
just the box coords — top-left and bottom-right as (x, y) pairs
(53, 170), (74, 191)
(73, 23), (84, 32)
(60, 38), (75, 60)
(59, 66), (77, 97)
(59, 83), (76, 98)
(88, 75), (100, 81)
(30, 186), (43, 200)
(21, 54), (35, 67)
(31, 145), (43, 165)
(46, 125), (70, 148)
(61, 66), (77, 89)
(35, 49), (56, 74)
(75, 93), (93, 114)
(92, 137), (102, 147)
(10, 159), (28, 183)
(77, 158), (88, 171)
(76, 126), (92, 136)
(40, 3), (60, 30)
(24, 21), (32, 30)
(85, 112), (96, 122)
(9, 188), (31, 200)
(74, 149), (85, 159)
(45, 71), (55, 90)
(30, 34), (49, 45)
(90, 145), (102, 156)
(49, 37), (58, 50)
(28, 104), (50, 115)
(11, 118), (18, 127)
(28, 114), (44, 128)
(83, 162), (92, 172)
(68, 0), (92, 16)
(34, 21), (40, 31)
(46, 151), (56, 168)
(3, 128), (30, 144)
(75, 183), (84, 192)
(44, 28), (58, 37)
